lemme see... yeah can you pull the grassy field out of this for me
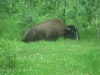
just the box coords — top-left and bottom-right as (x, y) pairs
(0, 37), (100, 75)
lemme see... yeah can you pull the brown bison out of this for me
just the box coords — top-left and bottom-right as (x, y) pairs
(22, 18), (79, 42)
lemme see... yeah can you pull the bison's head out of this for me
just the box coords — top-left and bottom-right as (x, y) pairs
(22, 28), (37, 42)
(64, 25), (80, 40)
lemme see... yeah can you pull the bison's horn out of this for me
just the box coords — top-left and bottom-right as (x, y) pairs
(66, 27), (70, 30)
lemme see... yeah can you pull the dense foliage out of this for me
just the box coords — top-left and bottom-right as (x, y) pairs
(0, 0), (100, 40)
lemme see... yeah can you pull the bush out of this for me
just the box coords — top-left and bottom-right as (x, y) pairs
(0, 38), (19, 70)
(0, 17), (23, 41)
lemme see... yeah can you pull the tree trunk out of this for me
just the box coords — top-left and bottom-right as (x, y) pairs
(55, 1), (58, 18)
(28, 0), (30, 11)
(95, 0), (100, 38)
(63, 0), (66, 23)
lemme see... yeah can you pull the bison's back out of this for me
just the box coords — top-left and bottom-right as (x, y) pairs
(33, 18), (66, 36)
(22, 18), (68, 42)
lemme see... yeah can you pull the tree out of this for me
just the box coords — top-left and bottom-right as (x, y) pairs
(63, 0), (66, 23)
(95, 0), (100, 38)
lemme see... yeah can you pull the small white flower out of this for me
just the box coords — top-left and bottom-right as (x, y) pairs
(23, 69), (26, 71)
(30, 69), (32, 71)
(41, 56), (42, 59)
(83, 66), (86, 68)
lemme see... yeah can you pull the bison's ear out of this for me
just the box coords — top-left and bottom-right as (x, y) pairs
(66, 27), (70, 30)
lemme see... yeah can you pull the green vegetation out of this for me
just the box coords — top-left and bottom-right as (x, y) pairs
(0, 38), (100, 75)
(0, 0), (100, 75)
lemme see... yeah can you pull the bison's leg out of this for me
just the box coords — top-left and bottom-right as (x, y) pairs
(37, 34), (46, 40)
(46, 31), (58, 41)
(46, 37), (58, 41)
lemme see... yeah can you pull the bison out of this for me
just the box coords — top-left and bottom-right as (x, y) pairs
(22, 18), (79, 42)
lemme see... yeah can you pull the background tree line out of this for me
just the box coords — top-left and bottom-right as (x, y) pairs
(0, 0), (100, 40)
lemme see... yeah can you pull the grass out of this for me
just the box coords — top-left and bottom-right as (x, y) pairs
(0, 37), (100, 75)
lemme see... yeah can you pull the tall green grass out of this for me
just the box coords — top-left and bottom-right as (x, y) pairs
(0, 38), (100, 75)
(0, 17), (32, 41)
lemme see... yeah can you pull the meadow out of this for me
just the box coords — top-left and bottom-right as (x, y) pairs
(0, 36), (100, 75)
(0, 0), (100, 74)
(0, 17), (100, 75)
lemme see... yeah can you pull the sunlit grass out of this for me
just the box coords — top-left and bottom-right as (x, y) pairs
(0, 38), (100, 75)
